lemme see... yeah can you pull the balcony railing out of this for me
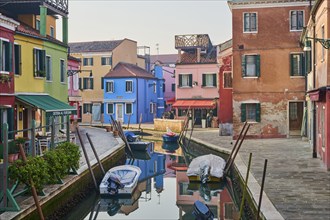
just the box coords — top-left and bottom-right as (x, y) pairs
(175, 34), (212, 50)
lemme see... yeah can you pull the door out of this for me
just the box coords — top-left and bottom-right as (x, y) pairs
(92, 103), (101, 122)
(289, 102), (303, 135)
(194, 109), (202, 126)
(116, 104), (124, 123)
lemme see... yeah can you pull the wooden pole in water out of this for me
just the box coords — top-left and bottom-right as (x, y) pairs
(239, 152), (253, 219)
(257, 159), (268, 220)
(86, 133), (105, 175)
(76, 126), (98, 191)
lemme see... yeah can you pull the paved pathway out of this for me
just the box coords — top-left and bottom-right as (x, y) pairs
(190, 129), (330, 220)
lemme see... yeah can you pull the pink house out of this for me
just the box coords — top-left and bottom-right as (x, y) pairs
(173, 34), (219, 128)
(67, 56), (82, 122)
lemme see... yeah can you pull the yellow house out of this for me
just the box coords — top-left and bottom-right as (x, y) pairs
(69, 39), (149, 124)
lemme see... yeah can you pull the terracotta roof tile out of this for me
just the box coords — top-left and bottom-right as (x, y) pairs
(104, 62), (156, 79)
(68, 40), (123, 53)
(178, 48), (217, 64)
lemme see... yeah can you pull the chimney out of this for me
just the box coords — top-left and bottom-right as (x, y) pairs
(197, 48), (201, 63)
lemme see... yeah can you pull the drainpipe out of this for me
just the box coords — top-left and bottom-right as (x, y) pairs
(312, 11), (317, 158)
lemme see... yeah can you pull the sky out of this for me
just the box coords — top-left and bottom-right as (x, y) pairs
(63, 0), (232, 55)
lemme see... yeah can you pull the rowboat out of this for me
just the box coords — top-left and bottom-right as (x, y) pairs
(100, 165), (141, 197)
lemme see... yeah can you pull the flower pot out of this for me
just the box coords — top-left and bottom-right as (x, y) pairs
(8, 153), (19, 163)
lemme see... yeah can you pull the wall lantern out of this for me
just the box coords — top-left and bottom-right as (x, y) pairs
(67, 69), (93, 77)
(304, 37), (330, 51)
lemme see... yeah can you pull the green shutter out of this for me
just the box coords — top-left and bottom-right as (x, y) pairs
(33, 48), (37, 76)
(91, 58), (93, 66)
(179, 75), (182, 87)
(8, 42), (13, 72)
(7, 108), (14, 139)
(101, 77), (104, 89)
(256, 55), (260, 77)
(189, 74), (192, 87)
(41, 50), (46, 71)
(290, 54), (293, 76)
(79, 78), (82, 90)
(106, 82), (109, 92)
(15, 45), (21, 75)
(101, 103), (104, 114)
(241, 103), (246, 122)
(256, 103), (261, 122)
(83, 78), (87, 89)
(91, 78), (94, 89)
(110, 57), (113, 66)
(202, 74), (206, 87)
(213, 74), (216, 86)
(301, 54), (305, 76)
(241, 55), (246, 77)
(83, 104), (87, 113)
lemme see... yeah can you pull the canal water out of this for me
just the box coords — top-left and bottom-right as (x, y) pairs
(65, 141), (247, 220)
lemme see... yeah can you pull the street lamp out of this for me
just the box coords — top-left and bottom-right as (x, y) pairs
(67, 69), (93, 77)
(303, 37), (330, 51)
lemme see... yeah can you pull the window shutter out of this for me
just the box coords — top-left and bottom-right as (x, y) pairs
(256, 103), (261, 122)
(7, 108), (14, 139)
(178, 75), (182, 87)
(101, 57), (105, 65)
(241, 103), (246, 122)
(41, 50), (46, 71)
(8, 43), (13, 72)
(112, 82), (115, 93)
(91, 58), (93, 66)
(290, 54), (294, 76)
(15, 45), (21, 75)
(213, 74), (216, 86)
(101, 77), (104, 89)
(83, 58), (87, 66)
(256, 55), (260, 77)
(83, 78), (87, 89)
(101, 103), (104, 114)
(79, 78), (82, 90)
(189, 74), (192, 87)
(91, 78), (94, 89)
(83, 104), (87, 113)
(110, 57), (113, 66)
(33, 48), (37, 76)
(241, 55), (246, 77)
(301, 54), (305, 76)
(202, 74), (206, 87)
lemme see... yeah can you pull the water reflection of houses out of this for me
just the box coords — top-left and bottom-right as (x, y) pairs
(176, 171), (239, 220)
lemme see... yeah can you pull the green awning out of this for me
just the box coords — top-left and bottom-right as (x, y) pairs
(16, 94), (76, 117)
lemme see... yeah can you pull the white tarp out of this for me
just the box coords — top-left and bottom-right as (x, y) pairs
(187, 154), (226, 179)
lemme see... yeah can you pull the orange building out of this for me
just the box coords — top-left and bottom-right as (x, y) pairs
(229, 0), (310, 138)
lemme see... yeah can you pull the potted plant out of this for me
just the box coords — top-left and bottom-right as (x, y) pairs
(8, 140), (20, 163)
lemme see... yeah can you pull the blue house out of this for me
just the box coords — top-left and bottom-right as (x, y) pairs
(103, 62), (164, 124)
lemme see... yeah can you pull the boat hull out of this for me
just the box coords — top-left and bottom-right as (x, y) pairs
(129, 141), (153, 151)
(162, 134), (179, 142)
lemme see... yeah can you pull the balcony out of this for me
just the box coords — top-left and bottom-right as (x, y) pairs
(0, 0), (68, 17)
(175, 34), (212, 51)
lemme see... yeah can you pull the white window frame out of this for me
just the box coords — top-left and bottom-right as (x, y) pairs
(243, 12), (257, 33)
(126, 80), (133, 93)
(107, 103), (114, 114)
(180, 74), (191, 87)
(0, 38), (11, 74)
(290, 10), (304, 32)
(101, 56), (112, 66)
(202, 72), (217, 87)
(106, 81), (114, 93)
(125, 103), (133, 115)
(83, 57), (93, 66)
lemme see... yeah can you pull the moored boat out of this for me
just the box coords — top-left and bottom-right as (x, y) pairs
(100, 165), (141, 197)
(162, 127), (179, 142)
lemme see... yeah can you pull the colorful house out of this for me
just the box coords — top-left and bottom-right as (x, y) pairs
(68, 39), (150, 124)
(103, 62), (164, 124)
(150, 54), (177, 113)
(218, 39), (233, 135)
(302, 0), (330, 169)
(0, 13), (19, 139)
(228, 0), (310, 138)
(68, 56), (82, 122)
(173, 34), (219, 128)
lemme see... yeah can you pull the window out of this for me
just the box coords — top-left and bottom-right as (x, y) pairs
(290, 10), (304, 31)
(0, 40), (13, 72)
(83, 77), (94, 89)
(126, 103), (133, 114)
(178, 74), (192, 87)
(171, 83), (175, 91)
(224, 72), (232, 88)
(50, 26), (55, 37)
(107, 103), (114, 114)
(46, 55), (52, 81)
(101, 57), (112, 66)
(202, 73), (216, 87)
(106, 81), (114, 93)
(241, 103), (261, 122)
(242, 55), (260, 77)
(178, 109), (186, 117)
(83, 103), (92, 114)
(36, 19), (40, 30)
(153, 82), (157, 93)
(60, 59), (65, 83)
(83, 57), (93, 66)
(126, 80), (133, 92)
(290, 53), (304, 76)
(305, 49), (312, 74)
(33, 48), (46, 77)
(14, 44), (21, 75)
(163, 83), (165, 92)
(150, 102), (156, 114)
(289, 102), (298, 120)
(244, 12), (257, 32)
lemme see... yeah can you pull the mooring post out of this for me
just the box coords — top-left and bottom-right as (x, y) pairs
(86, 133), (105, 175)
(257, 159), (268, 220)
(76, 126), (98, 191)
(239, 152), (253, 218)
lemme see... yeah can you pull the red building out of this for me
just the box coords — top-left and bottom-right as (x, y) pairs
(0, 13), (19, 139)
(218, 39), (233, 135)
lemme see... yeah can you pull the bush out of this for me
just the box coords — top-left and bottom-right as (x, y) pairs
(56, 142), (81, 171)
(43, 149), (69, 183)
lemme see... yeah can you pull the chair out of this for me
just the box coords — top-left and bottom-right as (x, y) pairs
(38, 139), (50, 155)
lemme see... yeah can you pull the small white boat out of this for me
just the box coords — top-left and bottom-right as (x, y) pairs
(100, 165), (141, 197)
(187, 154), (226, 183)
